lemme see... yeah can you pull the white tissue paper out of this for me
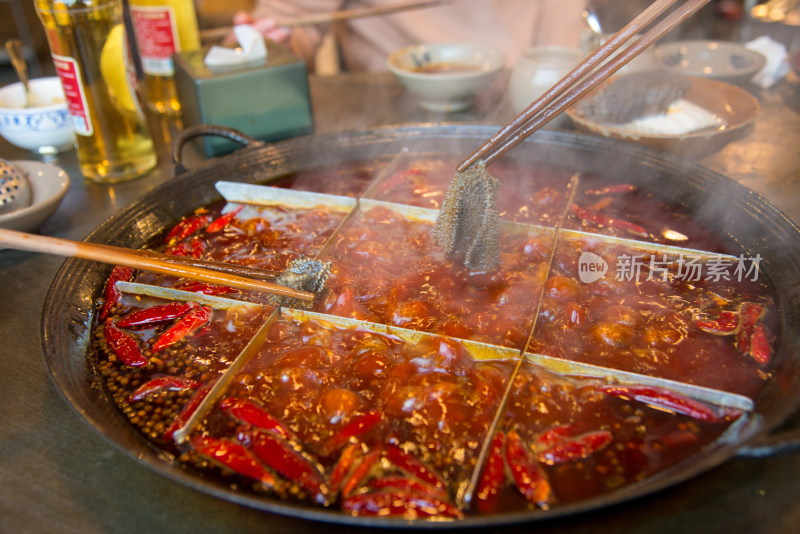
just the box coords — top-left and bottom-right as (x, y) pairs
(619, 99), (725, 136)
(204, 24), (267, 70)
(745, 36), (789, 89)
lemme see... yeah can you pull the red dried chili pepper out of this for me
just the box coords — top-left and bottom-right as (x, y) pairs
(241, 428), (329, 505)
(696, 310), (740, 335)
(660, 429), (700, 449)
(341, 447), (382, 497)
(164, 214), (211, 244)
(584, 184), (638, 195)
(174, 281), (235, 296)
(320, 409), (382, 455)
(533, 424), (574, 450)
(368, 476), (448, 500)
(535, 430), (613, 465)
(102, 319), (148, 367)
(329, 443), (362, 494)
(570, 204), (648, 238)
(99, 265), (134, 320)
(127, 375), (200, 403)
(735, 302), (768, 364)
(750, 323), (771, 365)
(475, 431), (506, 514)
(341, 490), (463, 519)
(163, 383), (211, 441)
(165, 237), (206, 258)
(165, 241), (190, 257)
(206, 205), (244, 233)
(384, 444), (447, 493)
(190, 434), (275, 487)
(220, 397), (293, 441)
(505, 430), (553, 508)
(117, 302), (197, 329)
(186, 237), (206, 258)
(152, 305), (212, 352)
(596, 384), (718, 422)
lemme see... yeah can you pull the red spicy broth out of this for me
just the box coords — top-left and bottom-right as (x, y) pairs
(370, 157), (572, 227)
(529, 235), (775, 397)
(197, 317), (514, 496)
(316, 204), (553, 349)
(88, 153), (777, 521)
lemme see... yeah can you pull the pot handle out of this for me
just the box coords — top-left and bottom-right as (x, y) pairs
(171, 124), (265, 175)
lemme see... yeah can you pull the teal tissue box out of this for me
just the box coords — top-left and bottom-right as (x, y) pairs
(173, 42), (314, 156)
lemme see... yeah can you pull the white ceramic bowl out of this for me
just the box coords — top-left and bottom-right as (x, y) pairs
(387, 42), (505, 112)
(0, 77), (75, 155)
(0, 160), (70, 232)
(509, 46), (583, 115)
(653, 40), (766, 84)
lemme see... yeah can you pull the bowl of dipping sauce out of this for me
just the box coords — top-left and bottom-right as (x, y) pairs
(387, 42), (505, 112)
(0, 77), (75, 155)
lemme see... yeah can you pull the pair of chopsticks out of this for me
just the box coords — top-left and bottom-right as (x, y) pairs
(0, 228), (315, 302)
(453, 0), (714, 508)
(458, 0), (711, 173)
(199, 0), (450, 42)
(435, 0), (713, 271)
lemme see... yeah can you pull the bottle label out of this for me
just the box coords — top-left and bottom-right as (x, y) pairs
(51, 54), (93, 136)
(131, 5), (180, 76)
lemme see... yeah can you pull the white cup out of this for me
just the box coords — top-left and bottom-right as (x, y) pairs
(509, 46), (584, 116)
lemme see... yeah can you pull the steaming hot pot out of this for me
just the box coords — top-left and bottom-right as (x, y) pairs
(41, 124), (800, 527)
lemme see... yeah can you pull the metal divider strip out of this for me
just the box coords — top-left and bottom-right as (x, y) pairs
(169, 150), (413, 445)
(115, 153), (758, 501)
(172, 309), (279, 445)
(458, 172), (581, 509)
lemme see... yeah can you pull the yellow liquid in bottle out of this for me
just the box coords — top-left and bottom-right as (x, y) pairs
(35, 0), (157, 183)
(129, 0), (200, 116)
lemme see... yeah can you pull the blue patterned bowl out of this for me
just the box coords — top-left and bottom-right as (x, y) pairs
(0, 77), (75, 155)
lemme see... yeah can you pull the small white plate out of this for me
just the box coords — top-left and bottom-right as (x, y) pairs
(0, 160), (70, 232)
(653, 40), (766, 84)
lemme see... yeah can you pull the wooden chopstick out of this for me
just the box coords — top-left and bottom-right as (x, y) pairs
(134, 249), (282, 280)
(199, 0), (449, 42)
(0, 228), (314, 301)
(458, 0), (711, 173)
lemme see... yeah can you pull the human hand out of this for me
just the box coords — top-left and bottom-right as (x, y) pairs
(231, 11), (291, 45)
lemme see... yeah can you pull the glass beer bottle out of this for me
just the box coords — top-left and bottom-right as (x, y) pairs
(35, 0), (157, 183)
(129, 0), (200, 116)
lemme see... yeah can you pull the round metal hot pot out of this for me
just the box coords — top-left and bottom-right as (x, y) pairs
(41, 124), (800, 527)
